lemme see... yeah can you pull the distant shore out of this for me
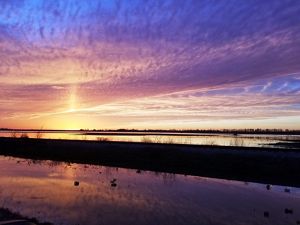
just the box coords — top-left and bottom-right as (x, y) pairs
(1, 128), (300, 135)
(0, 137), (300, 187)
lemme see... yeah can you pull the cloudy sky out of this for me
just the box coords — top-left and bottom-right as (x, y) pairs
(0, 0), (300, 129)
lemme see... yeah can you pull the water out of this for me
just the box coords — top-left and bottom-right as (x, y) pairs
(1, 131), (299, 148)
(0, 156), (299, 225)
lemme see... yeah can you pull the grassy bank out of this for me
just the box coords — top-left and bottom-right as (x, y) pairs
(0, 137), (300, 187)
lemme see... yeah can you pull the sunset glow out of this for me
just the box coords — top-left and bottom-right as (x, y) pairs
(1, 0), (300, 129)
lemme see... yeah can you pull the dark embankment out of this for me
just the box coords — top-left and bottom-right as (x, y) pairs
(1, 137), (300, 187)
(268, 140), (300, 149)
(0, 207), (52, 225)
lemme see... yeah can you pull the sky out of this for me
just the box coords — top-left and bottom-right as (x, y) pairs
(0, 0), (300, 130)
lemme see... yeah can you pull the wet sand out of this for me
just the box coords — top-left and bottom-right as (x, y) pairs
(0, 137), (299, 187)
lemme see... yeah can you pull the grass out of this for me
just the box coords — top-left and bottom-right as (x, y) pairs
(230, 137), (245, 147)
(10, 131), (18, 138)
(140, 136), (177, 144)
(164, 137), (174, 144)
(97, 137), (111, 142)
(35, 127), (44, 139)
(141, 136), (153, 143)
(20, 133), (29, 138)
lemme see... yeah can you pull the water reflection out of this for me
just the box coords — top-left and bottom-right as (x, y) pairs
(0, 156), (299, 225)
(1, 131), (299, 148)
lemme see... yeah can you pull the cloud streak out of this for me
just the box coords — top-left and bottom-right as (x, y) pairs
(0, 0), (300, 128)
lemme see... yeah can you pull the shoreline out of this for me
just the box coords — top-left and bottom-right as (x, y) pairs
(0, 208), (51, 225)
(1, 129), (300, 136)
(0, 137), (300, 187)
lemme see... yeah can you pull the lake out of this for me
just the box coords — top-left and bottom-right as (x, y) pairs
(0, 131), (299, 148)
(0, 156), (299, 225)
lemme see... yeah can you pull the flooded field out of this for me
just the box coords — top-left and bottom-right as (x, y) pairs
(0, 156), (299, 225)
(0, 131), (299, 148)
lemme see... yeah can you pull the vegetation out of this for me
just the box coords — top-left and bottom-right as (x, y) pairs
(20, 133), (29, 138)
(35, 127), (44, 139)
(80, 128), (300, 135)
(10, 131), (18, 138)
(97, 137), (111, 142)
(141, 136), (153, 143)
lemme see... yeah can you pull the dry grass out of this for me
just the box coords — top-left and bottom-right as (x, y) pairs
(230, 138), (245, 147)
(141, 136), (153, 143)
(206, 140), (216, 145)
(153, 136), (162, 143)
(36, 131), (44, 139)
(20, 133), (29, 138)
(164, 137), (174, 144)
(10, 131), (18, 138)
(97, 137), (111, 142)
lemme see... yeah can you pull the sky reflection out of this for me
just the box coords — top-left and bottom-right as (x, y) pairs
(0, 156), (299, 225)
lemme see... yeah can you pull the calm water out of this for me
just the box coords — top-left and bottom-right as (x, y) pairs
(0, 156), (299, 225)
(1, 131), (299, 148)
